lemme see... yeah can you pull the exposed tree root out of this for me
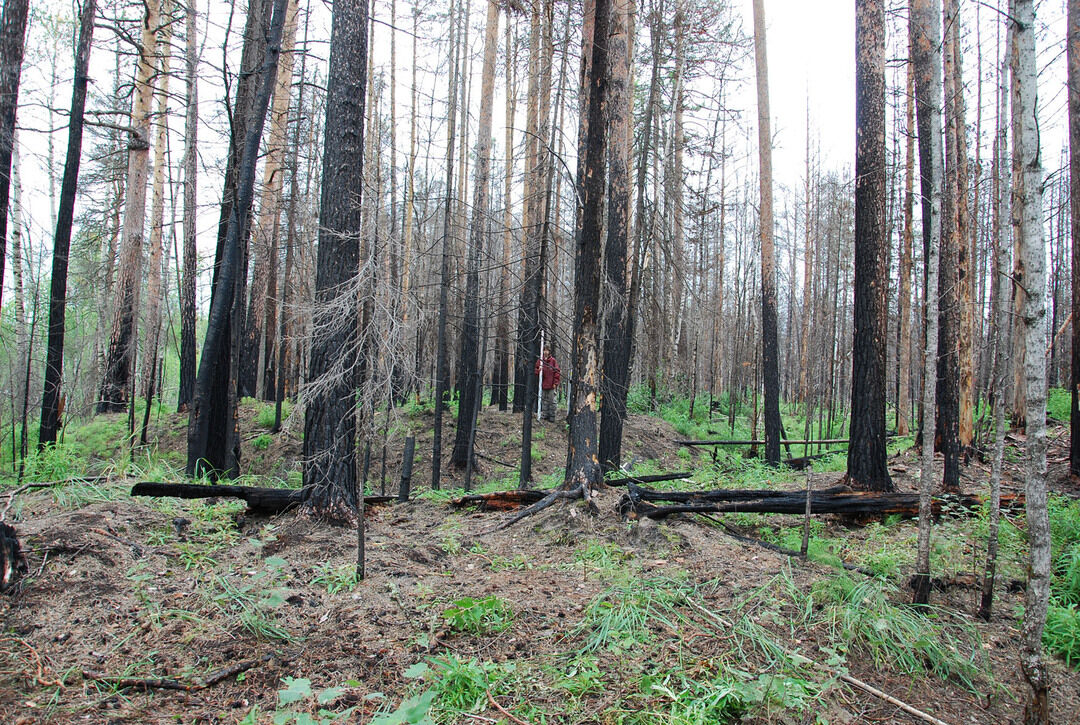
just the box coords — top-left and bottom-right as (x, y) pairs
(82, 653), (274, 693)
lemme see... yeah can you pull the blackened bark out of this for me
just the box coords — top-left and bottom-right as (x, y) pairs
(431, 3), (460, 491)
(565, 0), (609, 492)
(0, 0), (28, 310)
(451, 0), (499, 468)
(187, 0), (288, 479)
(599, 0), (632, 472)
(302, 0), (368, 518)
(1069, 0), (1080, 475)
(847, 0), (893, 491)
(39, 0), (95, 448)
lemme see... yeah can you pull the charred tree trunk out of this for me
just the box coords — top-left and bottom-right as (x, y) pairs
(598, 0), (633, 473)
(451, 0), (499, 468)
(38, 0), (95, 448)
(302, 0), (368, 519)
(847, 0), (893, 492)
(187, 0), (288, 479)
(565, 0), (609, 494)
(1068, 0), (1080, 476)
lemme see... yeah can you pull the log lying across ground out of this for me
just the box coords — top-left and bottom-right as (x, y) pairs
(130, 482), (394, 515)
(620, 483), (1024, 520)
(453, 489), (548, 510)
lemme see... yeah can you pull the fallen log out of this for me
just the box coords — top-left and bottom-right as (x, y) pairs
(130, 482), (394, 514)
(603, 471), (693, 487)
(620, 484), (1023, 520)
(452, 489), (548, 510)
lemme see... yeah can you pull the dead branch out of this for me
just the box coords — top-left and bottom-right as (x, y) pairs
(82, 653), (272, 693)
(486, 689), (533, 725)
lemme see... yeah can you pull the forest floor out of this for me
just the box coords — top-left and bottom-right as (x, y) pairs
(0, 400), (1079, 724)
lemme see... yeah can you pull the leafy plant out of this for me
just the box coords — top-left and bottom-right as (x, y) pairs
(442, 595), (513, 635)
(253, 433), (273, 451)
(240, 676), (359, 725)
(312, 563), (362, 594)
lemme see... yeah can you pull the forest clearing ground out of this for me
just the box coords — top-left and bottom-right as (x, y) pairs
(0, 402), (1078, 723)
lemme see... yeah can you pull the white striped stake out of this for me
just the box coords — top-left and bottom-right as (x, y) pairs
(537, 329), (544, 421)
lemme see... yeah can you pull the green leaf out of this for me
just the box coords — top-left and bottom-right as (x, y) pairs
(265, 555), (288, 569)
(403, 662), (429, 679)
(278, 676), (313, 706)
(317, 685), (345, 705)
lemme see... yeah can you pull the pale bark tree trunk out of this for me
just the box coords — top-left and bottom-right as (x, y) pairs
(1011, 1), (1050, 720)
(177, 0), (200, 412)
(99, 0), (161, 413)
(139, 0), (174, 441)
(752, 0), (781, 466)
(910, 0), (944, 607)
(848, 0), (892, 492)
(451, 0), (499, 468)
(898, 57), (915, 437)
(0, 0), (28, 310)
(494, 13), (517, 411)
(950, 4), (974, 449)
(302, 0), (368, 518)
(39, 0), (96, 448)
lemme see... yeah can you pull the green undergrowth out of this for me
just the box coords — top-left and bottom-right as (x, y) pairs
(1045, 495), (1080, 668)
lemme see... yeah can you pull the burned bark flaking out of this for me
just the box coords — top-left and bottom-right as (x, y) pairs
(301, 0), (369, 519)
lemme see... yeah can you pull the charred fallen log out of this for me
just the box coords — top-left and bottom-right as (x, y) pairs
(1, 522), (27, 593)
(452, 489), (548, 510)
(130, 482), (393, 515)
(603, 472), (693, 487)
(619, 483), (1022, 520)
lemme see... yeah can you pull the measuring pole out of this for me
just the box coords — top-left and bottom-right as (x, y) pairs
(537, 329), (544, 421)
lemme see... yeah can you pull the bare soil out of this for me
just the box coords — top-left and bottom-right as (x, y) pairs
(1, 404), (1078, 724)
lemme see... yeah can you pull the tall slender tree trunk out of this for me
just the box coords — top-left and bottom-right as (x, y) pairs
(598, 0), (633, 472)
(302, 0), (368, 518)
(0, 0), (28, 310)
(1068, 0), (1080, 476)
(565, 0), (610, 495)
(177, 0), (200, 412)
(99, 0), (161, 413)
(246, 0), (299, 402)
(950, 4), (974, 449)
(187, 0), (289, 479)
(752, 0), (781, 466)
(898, 58), (915, 437)
(451, 0), (499, 468)
(1011, 1), (1050, 720)
(847, 0), (892, 492)
(140, 0), (174, 438)
(494, 14), (517, 411)
(911, 0), (944, 606)
(39, 0), (96, 448)
(431, 2), (460, 491)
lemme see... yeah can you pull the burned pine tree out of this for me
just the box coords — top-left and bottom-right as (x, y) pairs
(846, 0), (892, 492)
(39, 0), (96, 449)
(186, 0), (288, 479)
(301, 0), (369, 517)
(451, 0), (500, 470)
(565, 0), (609, 495)
(598, 0), (633, 473)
